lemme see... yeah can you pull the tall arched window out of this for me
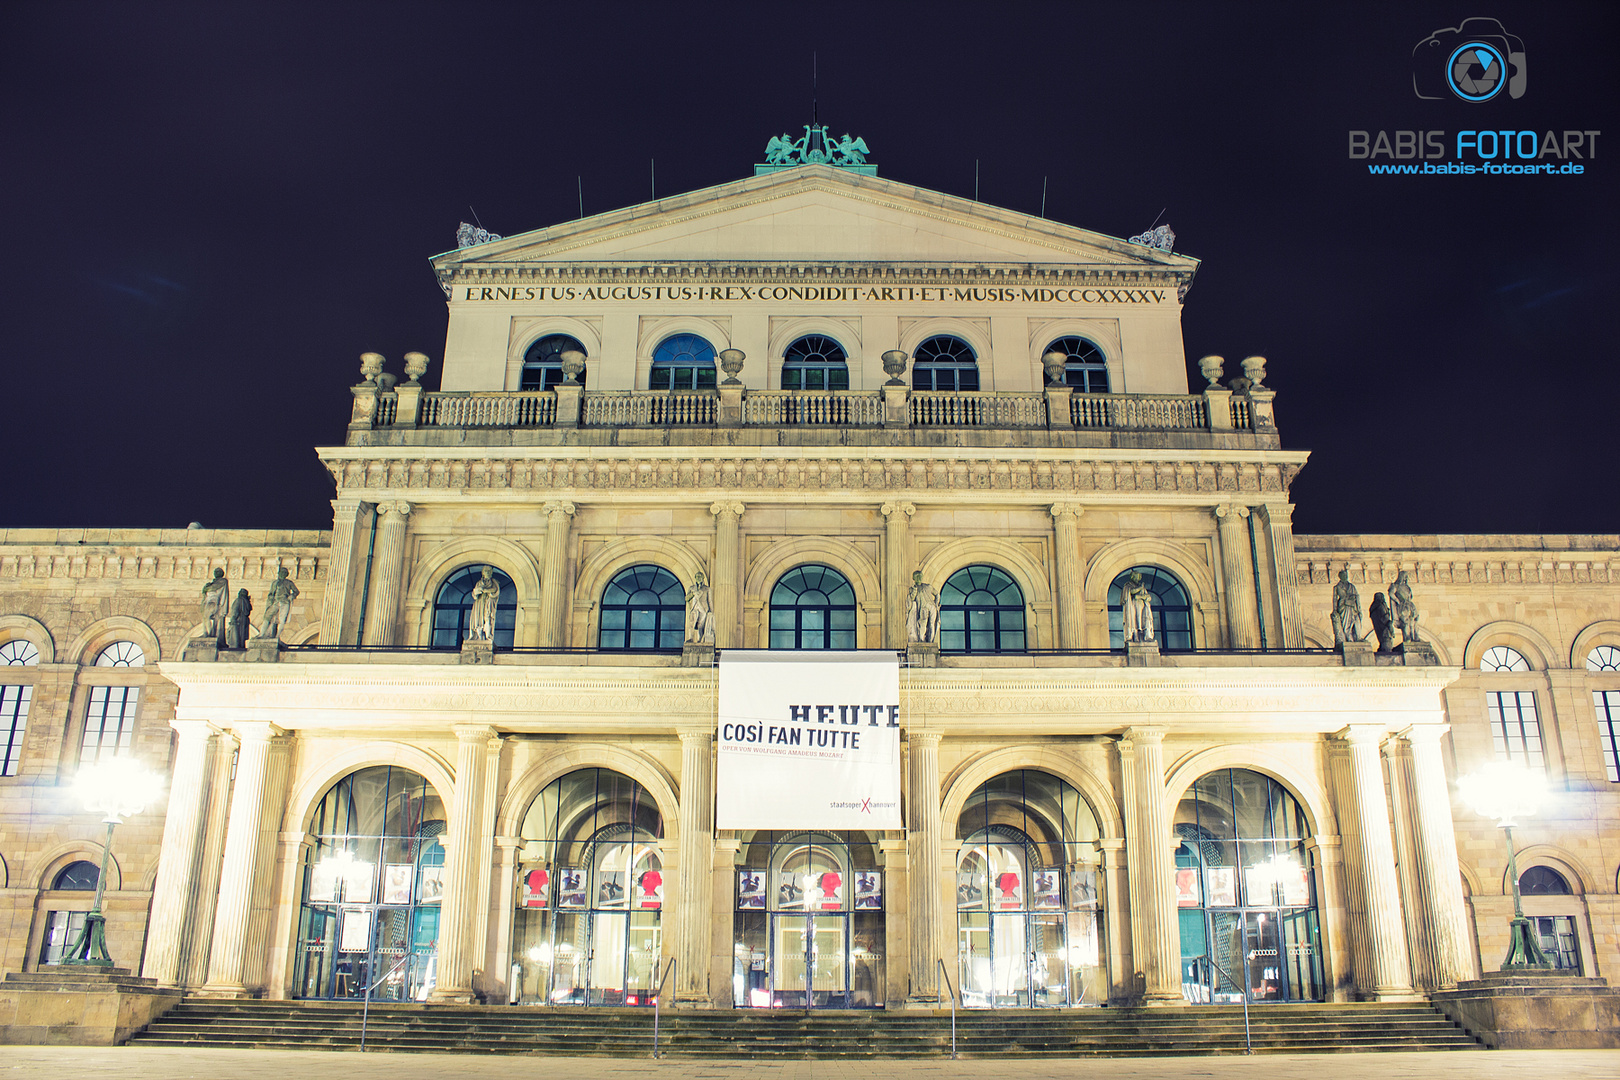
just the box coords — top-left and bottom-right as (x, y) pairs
(1481, 646), (1531, 671)
(2, 639), (39, 777)
(650, 334), (717, 390)
(520, 334), (587, 390)
(431, 566), (517, 650)
(1045, 336), (1110, 393)
(769, 565), (857, 650)
(781, 335), (849, 390)
(939, 565), (1026, 653)
(1107, 566), (1194, 650)
(911, 335), (979, 391)
(598, 565), (686, 651)
(1517, 866), (1584, 971)
(83, 641), (144, 765)
(53, 861), (101, 890)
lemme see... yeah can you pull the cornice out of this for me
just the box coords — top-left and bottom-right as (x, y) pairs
(1297, 554), (1615, 587)
(0, 551), (322, 582)
(438, 262), (1191, 287)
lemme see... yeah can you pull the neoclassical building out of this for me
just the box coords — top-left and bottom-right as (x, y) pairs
(1, 144), (1616, 1016)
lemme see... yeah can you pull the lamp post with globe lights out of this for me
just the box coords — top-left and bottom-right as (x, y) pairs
(57, 757), (164, 967)
(1456, 759), (1554, 970)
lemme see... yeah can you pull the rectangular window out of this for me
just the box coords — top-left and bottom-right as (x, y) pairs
(1486, 690), (1544, 770)
(39, 910), (88, 965)
(82, 686), (139, 764)
(1533, 915), (1582, 972)
(1595, 691), (1620, 783)
(2, 684), (30, 776)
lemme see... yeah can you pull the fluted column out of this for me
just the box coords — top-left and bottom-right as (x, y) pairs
(1118, 727), (1181, 1002)
(362, 501), (411, 646)
(1336, 725), (1415, 999)
(709, 502), (744, 648)
(430, 725), (499, 1002)
(1400, 725), (1477, 988)
(1214, 504), (1260, 649)
(537, 500), (576, 647)
(200, 723), (283, 995)
(1050, 503), (1084, 649)
(318, 497), (366, 645)
(142, 720), (219, 985)
(1260, 503), (1305, 648)
(906, 730), (943, 1000)
(881, 501), (915, 648)
(676, 728), (714, 1002)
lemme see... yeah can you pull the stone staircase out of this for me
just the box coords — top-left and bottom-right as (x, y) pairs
(128, 999), (1484, 1057)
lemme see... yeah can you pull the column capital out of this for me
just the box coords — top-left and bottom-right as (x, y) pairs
(906, 728), (943, 748)
(880, 500), (915, 520)
(377, 500), (413, 518)
(1119, 725), (1167, 747)
(1214, 503), (1250, 521)
(677, 727), (713, 745)
(169, 718), (222, 739)
(709, 500), (745, 518)
(1398, 723), (1450, 745)
(1260, 501), (1296, 527)
(451, 723), (500, 744)
(229, 721), (285, 744)
(1050, 502), (1084, 521)
(1335, 723), (1389, 746)
(543, 500), (576, 517)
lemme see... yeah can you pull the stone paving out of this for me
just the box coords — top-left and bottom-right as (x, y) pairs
(1, 1048), (1617, 1080)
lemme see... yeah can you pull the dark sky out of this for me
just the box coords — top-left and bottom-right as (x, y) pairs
(2, 2), (1614, 536)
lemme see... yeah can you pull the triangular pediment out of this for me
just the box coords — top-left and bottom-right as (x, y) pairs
(432, 167), (1195, 272)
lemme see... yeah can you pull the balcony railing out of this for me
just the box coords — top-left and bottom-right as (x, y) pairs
(911, 391), (1047, 427)
(743, 390), (885, 426)
(1072, 393), (1208, 430)
(583, 391), (716, 427)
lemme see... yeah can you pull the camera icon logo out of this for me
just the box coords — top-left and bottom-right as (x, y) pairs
(1412, 17), (1526, 102)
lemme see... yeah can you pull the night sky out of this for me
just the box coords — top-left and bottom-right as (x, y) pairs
(3, 3), (1614, 537)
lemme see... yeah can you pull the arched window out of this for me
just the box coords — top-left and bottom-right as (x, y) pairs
(521, 334), (587, 390)
(1585, 645), (1620, 671)
(1045, 336), (1110, 393)
(1107, 566), (1194, 650)
(53, 861), (101, 891)
(769, 565), (856, 650)
(1520, 866), (1571, 895)
(1516, 865), (1584, 971)
(0, 640), (40, 665)
(911, 335), (979, 391)
(431, 566), (517, 650)
(95, 641), (145, 667)
(1481, 646), (1531, 672)
(84, 642), (144, 765)
(939, 565), (1026, 653)
(781, 335), (849, 391)
(650, 333), (717, 390)
(599, 565), (686, 651)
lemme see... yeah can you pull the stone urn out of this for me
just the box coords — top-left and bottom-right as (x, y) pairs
(559, 349), (586, 384)
(1041, 349), (1068, 386)
(718, 348), (745, 385)
(359, 352), (385, 385)
(1198, 354), (1224, 388)
(403, 351), (431, 385)
(1241, 355), (1267, 389)
(881, 350), (909, 386)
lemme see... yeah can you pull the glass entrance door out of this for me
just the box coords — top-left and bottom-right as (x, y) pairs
(773, 914), (850, 1008)
(588, 912), (627, 1005)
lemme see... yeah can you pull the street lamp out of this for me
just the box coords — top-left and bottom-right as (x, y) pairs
(59, 757), (164, 967)
(1456, 759), (1554, 970)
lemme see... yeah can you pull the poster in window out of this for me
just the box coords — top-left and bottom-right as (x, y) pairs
(777, 875), (807, 910)
(816, 871), (843, 910)
(341, 860), (375, 904)
(1175, 868), (1201, 907)
(1207, 867), (1237, 907)
(382, 863), (413, 905)
(339, 908), (372, 953)
(994, 869), (1022, 910)
(1243, 867), (1272, 907)
(636, 868), (664, 909)
(854, 871), (882, 910)
(1281, 862), (1311, 907)
(737, 869), (766, 910)
(522, 867), (551, 909)
(956, 872), (985, 909)
(597, 870), (628, 908)
(418, 864), (444, 905)
(1032, 869), (1063, 909)
(308, 858), (339, 903)
(1069, 867), (1099, 908)
(557, 867), (587, 909)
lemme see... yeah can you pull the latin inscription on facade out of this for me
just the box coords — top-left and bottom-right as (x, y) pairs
(458, 284), (1170, 304)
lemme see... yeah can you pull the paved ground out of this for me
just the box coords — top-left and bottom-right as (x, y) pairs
(1, 1048), (1616, 1080)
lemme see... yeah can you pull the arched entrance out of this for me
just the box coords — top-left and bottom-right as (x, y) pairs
(732, 831), (884, 1008)
(510, 768), (664, 1006)
(955, 770), (1107, 1007)
(292, 766), (446, 1001)
(1174, 768), (1323, 1003)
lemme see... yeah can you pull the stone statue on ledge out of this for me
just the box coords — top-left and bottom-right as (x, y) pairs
(1369, 592), (1396, 654)
(1120, 571), (1156, 643)
(200, 568), (230, 646)
(254, 567), (299, 642)
(906, 571), (940, 644)
(226, 589), (252, 649)
(685, 571), (715, 644)
(1390, 570), (1423, 644)
(1331, 569), (1362, 647)
(466, 566), (499, 643)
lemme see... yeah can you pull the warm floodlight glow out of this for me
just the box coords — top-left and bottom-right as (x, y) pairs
(74, 757), (164, 823)
(1456, 759), (1545, 826)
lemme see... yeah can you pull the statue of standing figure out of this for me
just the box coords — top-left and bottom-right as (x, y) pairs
(1390, 570), (1422, 644)
(1369, 592), (1396, 653)
(466, 566), (500, 643)
(200, 568), (230, 645)
(1119, 571), (1156, 643)
(685, 571), (714, 644)
(1330, 569), (1362, 647)
(906, 570), (940, 644)
(226, 589), (253, 649)
(255, 567), (300, 642)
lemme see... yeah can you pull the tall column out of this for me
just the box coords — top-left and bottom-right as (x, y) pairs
(318, 497), (366, 645)
(183, 732), (238, 987)
(430, 725), (499, 1002)
(906, 730), (943, 1001)
(881, 501), (915, 648)
(676, 728), (714, 1002)
(200, 723), (283, 995)
(361, 501), (411, 646)
(1050, 503), (1084, 649)
(142, 721), (219, 985)
(1400, 725), (1477, 988)
(1336, 726), (1415, 999)
(1260, 503), (1305, 648)
(537, 500), (576, 647)
(709, 502), (745, 648)
(1118, 727), (1181, 1002)
(1214, 504), (1260, 649)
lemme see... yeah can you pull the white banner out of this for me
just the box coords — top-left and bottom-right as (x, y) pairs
(716, 651), (903, 830)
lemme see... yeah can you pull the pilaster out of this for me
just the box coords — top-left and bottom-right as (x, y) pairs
(318, 498), (368, 647)
(905, 730), (943, 1002)
(1214, 504), (1260, 649)
(1050, 503), (1084, 649)
(1260, 503), (1305, 648)
(881, 501), (915, 649)
(429, 725), (500, 1002)
(676, 728), (714, 1003)
(709, 502), (744, 649)
(361, 501), (411, 646)
(1117, 727), (1180, 1003)
(537, 501), (576, 648)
